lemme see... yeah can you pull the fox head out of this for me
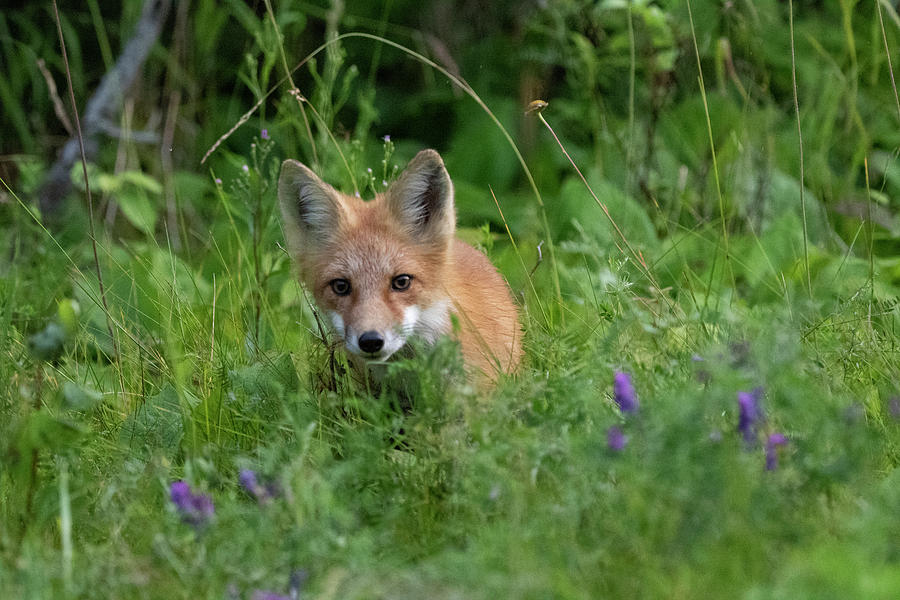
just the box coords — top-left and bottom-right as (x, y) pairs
(278, 149), (455, 363)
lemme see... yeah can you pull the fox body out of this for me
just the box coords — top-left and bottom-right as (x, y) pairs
(278, 149), (522, 380)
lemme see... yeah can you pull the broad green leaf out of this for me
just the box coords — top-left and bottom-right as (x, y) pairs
(62, 381), (102, 412)
(116, 189), (158, 235)
(119, 170), (163, 194)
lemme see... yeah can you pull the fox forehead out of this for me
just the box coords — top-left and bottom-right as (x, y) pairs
(308, 197), (445, 285)
(315, 231), (412, 284)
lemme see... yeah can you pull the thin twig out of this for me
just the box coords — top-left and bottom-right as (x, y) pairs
(35, 58), (73, 135)
(51, 0), (119, 364)
(39, 0), (170, 217)
(160, 0), (189, 251)
(529, 241), (544, 279)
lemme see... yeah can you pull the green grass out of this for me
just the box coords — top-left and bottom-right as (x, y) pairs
(2, 1), (900, 598)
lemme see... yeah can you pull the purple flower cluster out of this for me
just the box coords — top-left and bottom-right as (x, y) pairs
(608, 371), (638, 452)
(737, 388), (763, 444)
(735, 387), (790, 470)
(607, 426), (628, 451)
(613, 371), (639, 413)
(170, 481), (214, 527)
(239, 469), (279, 503)
(765, 433), (789, 471)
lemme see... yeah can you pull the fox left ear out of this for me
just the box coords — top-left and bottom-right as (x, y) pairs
(278, 159), (352, 255)
(388, 149), (455, 245)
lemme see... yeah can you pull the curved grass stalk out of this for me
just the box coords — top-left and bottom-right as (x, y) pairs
(201, 31), (562, 325)
(489, 186), (547, 321)
(533, 109), (675, 320)
(263, 0), (319, 169)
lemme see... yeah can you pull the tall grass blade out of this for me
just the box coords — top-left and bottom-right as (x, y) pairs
(686, 0), (735, 303)
(877, 0), (900, 123)
(788, 0), (813, 298)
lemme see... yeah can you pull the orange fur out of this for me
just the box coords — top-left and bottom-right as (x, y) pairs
(446, 240), (523, 375)
(278, 149), (522, 381)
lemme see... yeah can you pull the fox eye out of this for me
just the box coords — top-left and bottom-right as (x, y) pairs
(391, 274), (413, 291)
(329, 278), (351, 296)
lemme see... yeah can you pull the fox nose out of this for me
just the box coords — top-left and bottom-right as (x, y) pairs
(358, 330), (384, 354)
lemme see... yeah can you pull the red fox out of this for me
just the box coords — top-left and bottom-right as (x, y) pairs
(278, 149), (522, 381)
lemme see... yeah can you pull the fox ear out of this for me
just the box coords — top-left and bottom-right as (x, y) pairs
(278, 159), (347, 249)
(388, 149), (455, 245)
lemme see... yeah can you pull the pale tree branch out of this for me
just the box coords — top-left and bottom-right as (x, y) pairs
(38, 0), (171, 218)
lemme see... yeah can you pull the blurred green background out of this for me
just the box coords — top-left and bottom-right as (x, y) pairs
(3, 0), (899, 293)
(2, 1), (900, 598)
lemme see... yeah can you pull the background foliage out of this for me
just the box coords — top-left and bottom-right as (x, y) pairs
(2, 0), (900, 598)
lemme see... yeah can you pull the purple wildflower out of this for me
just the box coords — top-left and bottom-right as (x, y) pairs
(239, 469), (258, 492)
(214, 177), (222, 185)
(613, 371), (638, 413)
(169, 481), (214, 527)
(383, 134), (391, 142)
(239, 469), (278, 503)
(737, 388), (763, 444)
(765, 433), (789, 471)
(261, 128), (269, 140)
(889, 397), (900, 420)
(607, 425), (628, 451)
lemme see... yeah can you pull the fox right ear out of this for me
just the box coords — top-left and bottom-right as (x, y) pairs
(387, 149), (455, 246)
(278, 159), (347, 248)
